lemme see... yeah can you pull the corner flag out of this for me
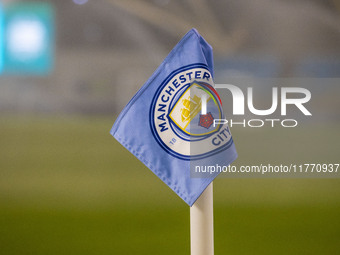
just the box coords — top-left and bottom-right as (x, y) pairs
(110, 29), (237, 206)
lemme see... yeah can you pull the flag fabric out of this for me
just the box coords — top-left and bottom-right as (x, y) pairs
(110, 28), (237, 206)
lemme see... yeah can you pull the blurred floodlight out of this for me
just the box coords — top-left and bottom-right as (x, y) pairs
(7, 18), (46, 61)
(73, 0), (89, 5)
(0, 4), (3, 73)
(3, 2), (54, 75)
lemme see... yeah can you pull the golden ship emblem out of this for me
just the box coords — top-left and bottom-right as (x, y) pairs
(180, 95), (201, 123)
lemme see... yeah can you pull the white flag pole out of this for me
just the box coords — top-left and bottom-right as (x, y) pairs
(190, 182), (214, 255)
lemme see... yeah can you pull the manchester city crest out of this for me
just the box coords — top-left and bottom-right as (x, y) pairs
(150, 64), (233, 160)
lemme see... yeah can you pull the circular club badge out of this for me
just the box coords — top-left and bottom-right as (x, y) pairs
(150, 64), (233, 160)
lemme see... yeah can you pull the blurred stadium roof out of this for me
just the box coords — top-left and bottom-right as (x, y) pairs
(52, 0), (340, 58)
(0, 0), (339, 114)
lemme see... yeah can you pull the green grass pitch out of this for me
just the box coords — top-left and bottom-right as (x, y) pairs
(0, 115), (339, 254)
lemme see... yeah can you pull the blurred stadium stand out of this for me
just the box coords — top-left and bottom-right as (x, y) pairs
(296, 58), (340, 77)
(0, 0), (339, 114)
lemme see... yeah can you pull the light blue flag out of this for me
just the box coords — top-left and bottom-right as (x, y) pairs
(110, 29), (237, 206)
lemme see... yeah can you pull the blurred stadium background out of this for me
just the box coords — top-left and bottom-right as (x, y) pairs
(0, 0), (339, 254)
